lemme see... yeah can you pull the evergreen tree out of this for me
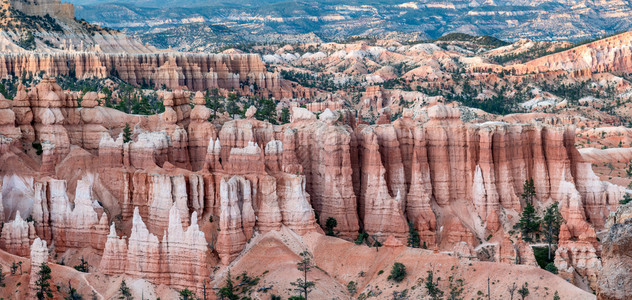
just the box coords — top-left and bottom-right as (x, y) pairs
(115, 98), (129, 113)
(355, 232), (369, 245)
(0, 83), (10, 99)
(123, 123), (132, 143)
(372, 235), (382, 250)
(425, 269), (443, 300)
(407, 222), (420, 248)
(290, 251), (315, 300)
(517, 283), (529, 300)
(254, 98), (278, 124)
(179, 288), (195, 300)
(102, 87), (113, 107)
(226, 93), (241, 117)
(325, 217), (338, 236)
(522, 178), (536, 205)
(131, 96), (152, 115)
(118, 280), (132, 300)
(620, 194), (632, 205)
(448, 272), (464, 300)
(516, 180), (541, 243)
(35, 263), (53, 300)
(542, 202), (564, 260)
(545, 262), (558, 274)
(516, 202), (541, 242)
(346, 281), (357, 295)
(280, 107), (291, 124)
(73, 257), (89, 273)
(204, 90), (222, 120)
(0, 265), (5, 287)
(18, 31), (36, 50)
(217, 269), (237, 300)
(387, 262), (407, 282)
(66, 280), (82, 300)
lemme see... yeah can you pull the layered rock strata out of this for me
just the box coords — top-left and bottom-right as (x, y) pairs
(0, 99), (625, 294)
(597, 202), (632, 300)
(0, 211), (35, 256)
(100, 206), (209, 295)
(49, 178), (109, 251)
(0, 53), (282, 96)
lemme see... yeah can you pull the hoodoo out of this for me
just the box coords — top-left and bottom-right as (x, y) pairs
(1, 0), (632, 299)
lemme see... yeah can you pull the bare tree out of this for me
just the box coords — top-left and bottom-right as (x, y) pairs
(508, 282), (517, 300)
(487, 276), (491, 300)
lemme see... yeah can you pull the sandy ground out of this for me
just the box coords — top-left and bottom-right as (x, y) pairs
(208, 227), (594, 300)
(0, 227), (595, 299)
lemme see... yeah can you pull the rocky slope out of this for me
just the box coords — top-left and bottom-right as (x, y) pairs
(597, 201), (632, 300)
(0, 0), (154, 53)
(521, 31), (632, 74)
(0, 76), (626, 297)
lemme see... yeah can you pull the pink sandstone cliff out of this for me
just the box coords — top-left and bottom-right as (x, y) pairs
(0, 79), (624, 294)
(0, 53), (289, 97)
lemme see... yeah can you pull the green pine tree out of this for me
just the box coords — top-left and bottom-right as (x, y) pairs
(325, 217), (338, 236)
(387, 262), (407, 282)
(226, 93), (241, 117)
(542, 202), (564, 260)
(0, 265), (5, 287)
(118, 280), (132, 300)
(425, 269), (443, 300)
(179, 288), (195, 300)
(217, 269), (238, 300)
(280, 107), (291, 123)
(517, 283), (529, 300)
(123, 123), (132, 143)
(35, 263), (53, 300)
(522, 178), (536, 205)
(407, 222), (420, 248)
(516, 202), (541, 243)
(290, 251), (315, 300)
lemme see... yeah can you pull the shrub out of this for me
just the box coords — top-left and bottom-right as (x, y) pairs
(32, 142), (43, 155)
(620, 194), (632, 205)
(179, 288), (195, 300)
(325, 217), (338, 236)
(73, 257), (89, 273)
(355, 232), (369, 245)
(346, 281), (357, 295)
(425, 269), (443, 300)
(517, 282), (529, 300)
(545, 262), (558, 274)
(0, 265), (5, 287)
(533, 246), (555, 269)
(387, 262), (406, 282)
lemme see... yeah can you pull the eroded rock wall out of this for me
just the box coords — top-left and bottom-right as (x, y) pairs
(0, 99), (624, 293)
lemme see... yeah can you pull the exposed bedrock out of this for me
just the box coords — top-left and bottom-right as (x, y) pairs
(0, 95), (624, 289)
